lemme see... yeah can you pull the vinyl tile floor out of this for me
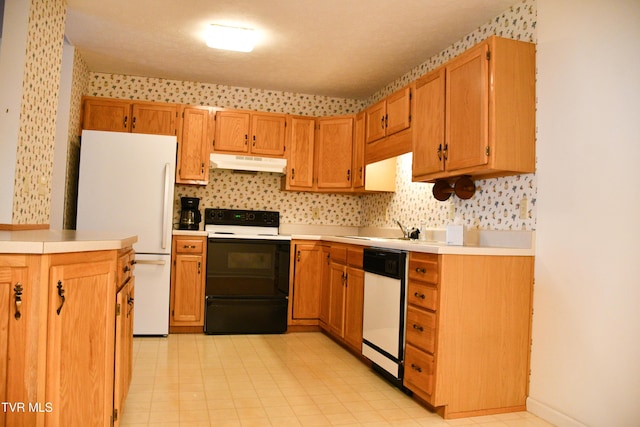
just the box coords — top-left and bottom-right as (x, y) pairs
(121, 332), (554, 427)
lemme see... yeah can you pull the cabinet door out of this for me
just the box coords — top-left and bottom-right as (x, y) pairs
(285, 116), (315, 190)
(291, 244), (322, 319)
(365, 99), (386, 144)
(214, 111), (250, 153)
(131, 103), (178, 136)
(251, 113), (286, 156)
(177, 106), (211, 184)
(343, 267), (364, 352)
(328, 263), (346, 337)
(318, 246), (331, 325)
(412, 68), (445, 179)
(386, 86), (412, 136)
(113, 282), (128, 427)
(0, 264), (34, 427)
(46, 260), (115, 427)
(316, 116), (354, 189)
(171, 250), (204, 326)
(446, 42), (489, 171)
(352, 112), (365, 189)
(83, 98), (132, 132)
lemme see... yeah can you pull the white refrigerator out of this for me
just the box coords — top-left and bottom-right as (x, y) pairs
(76, 130), (176, 335)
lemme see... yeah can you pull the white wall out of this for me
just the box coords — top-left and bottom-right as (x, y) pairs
(530, 1), (640, 426)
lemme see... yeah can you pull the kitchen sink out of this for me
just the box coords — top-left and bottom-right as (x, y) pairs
(342, 235), (410, 241)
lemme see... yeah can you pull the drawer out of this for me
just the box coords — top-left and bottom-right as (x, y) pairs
(175, 239), (204, 254)
(408, 252), (438, 284)
(406, 306), (436, 354)
(330, 245), (347, 264)
(117, 249), (134, 287)
(347, 246), (363, 268)
(404, 343), (435, 400)
(407, 281), (438, 311)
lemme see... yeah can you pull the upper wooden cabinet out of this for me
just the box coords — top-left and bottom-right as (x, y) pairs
(352, 112), (366, 190)
(412, 36), (536, 182)
(283, 115), (315, 191)
(316, 115), (354, 190)
(82, 96), (179, 136)
(365, 86), (412, 144)
(214, 110), (286, 156)
(176, 106), (214, 185)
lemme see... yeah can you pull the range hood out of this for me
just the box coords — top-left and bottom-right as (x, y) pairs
(210, 153), (287, 174)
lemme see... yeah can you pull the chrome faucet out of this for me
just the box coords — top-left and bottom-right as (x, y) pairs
(394, 219), (409, 239)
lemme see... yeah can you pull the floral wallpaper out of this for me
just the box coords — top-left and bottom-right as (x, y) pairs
(78, 0), (537, 232)
(12, 0), (66, 224)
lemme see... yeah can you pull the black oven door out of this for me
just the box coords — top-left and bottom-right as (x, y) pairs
(206, 238), (290, 298)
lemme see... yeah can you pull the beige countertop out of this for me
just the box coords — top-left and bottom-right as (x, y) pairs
(0, 229), (138, 254)
(172, 226), (534, 256)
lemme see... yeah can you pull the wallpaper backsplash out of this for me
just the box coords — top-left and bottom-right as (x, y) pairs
(12, 0), (66, 224)
(81, 0), (537, 232)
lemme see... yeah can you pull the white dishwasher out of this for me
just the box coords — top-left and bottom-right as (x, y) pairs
(362, 247), (407, 388)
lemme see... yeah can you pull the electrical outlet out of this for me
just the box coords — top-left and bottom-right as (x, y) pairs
(38, 176), (47, 196)
(519, 196), (528, 219)
(312, 207), (319, 220)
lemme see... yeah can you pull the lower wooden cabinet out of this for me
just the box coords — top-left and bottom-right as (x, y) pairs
(170, 236), (206, 330)
(404, 252), (534, 419)
(0, 247), (135, 426)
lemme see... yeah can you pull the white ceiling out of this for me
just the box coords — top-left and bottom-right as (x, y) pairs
(64, 0), (517, 99)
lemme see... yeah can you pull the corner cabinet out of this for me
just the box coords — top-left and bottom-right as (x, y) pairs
(412, 36), (536, 182)
(403, 252), (534, 419)
(170, 236), (206, 331)
(0, 247), (135, 426)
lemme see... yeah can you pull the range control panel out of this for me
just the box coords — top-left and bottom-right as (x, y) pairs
(204, 208), (280, 227)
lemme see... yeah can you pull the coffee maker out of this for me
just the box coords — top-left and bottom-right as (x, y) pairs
(179, 197), (201, 230)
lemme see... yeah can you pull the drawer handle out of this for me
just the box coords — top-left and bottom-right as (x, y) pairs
(410, 363), (422, 373)
(56, 281), (66, 315)
(183, 245), (197, 249)
(412, 324), (424, 332)
(415, 267), (427, 274)
(123, 265), (130, 273)
(413, 291), (425, 299)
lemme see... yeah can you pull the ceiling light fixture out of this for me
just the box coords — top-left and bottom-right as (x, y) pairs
(205, 24), (256, 52)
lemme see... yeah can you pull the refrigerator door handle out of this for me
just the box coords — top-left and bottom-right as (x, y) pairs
(162, 162), (172, 250)
(135, 259), (167, 266)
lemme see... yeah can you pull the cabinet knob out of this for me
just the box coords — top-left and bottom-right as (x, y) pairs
(56, 281), (66, 315)
(414, 291), (425, 299)
(415, 267), (426, 274)
(412, 323), (424, 332)
(123, 116), (128, 128)
(410, 363), (423, 373)
(291, 168), (295, 180)
(132, 116), (137, 129)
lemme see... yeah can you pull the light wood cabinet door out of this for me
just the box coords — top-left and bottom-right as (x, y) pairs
(316, 116), (354, 189)
(327, 262), (346, 337)
(45, 259), (115, 427)
(318, 246), (331, 325)
(170, 238), (205, 326)
(131, 103), (178, 136)
(113, 282), (127, 427)
(285, 116), (315, 190)
(177, 106), (212, 185)
(82, 98), (132, 132)
(352, 112), (365, 189)
(343, 266), (364, 352)
(251, 113), (286, 156)
(214, 111), (251, 153)
(385, 86), (412, 136)
(445, 42), (489, 171)
(365, 99), (386, 144)
(0, 262), (35, 427)
(291, 244), (323, 319)
(412, 67), (446, 179)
